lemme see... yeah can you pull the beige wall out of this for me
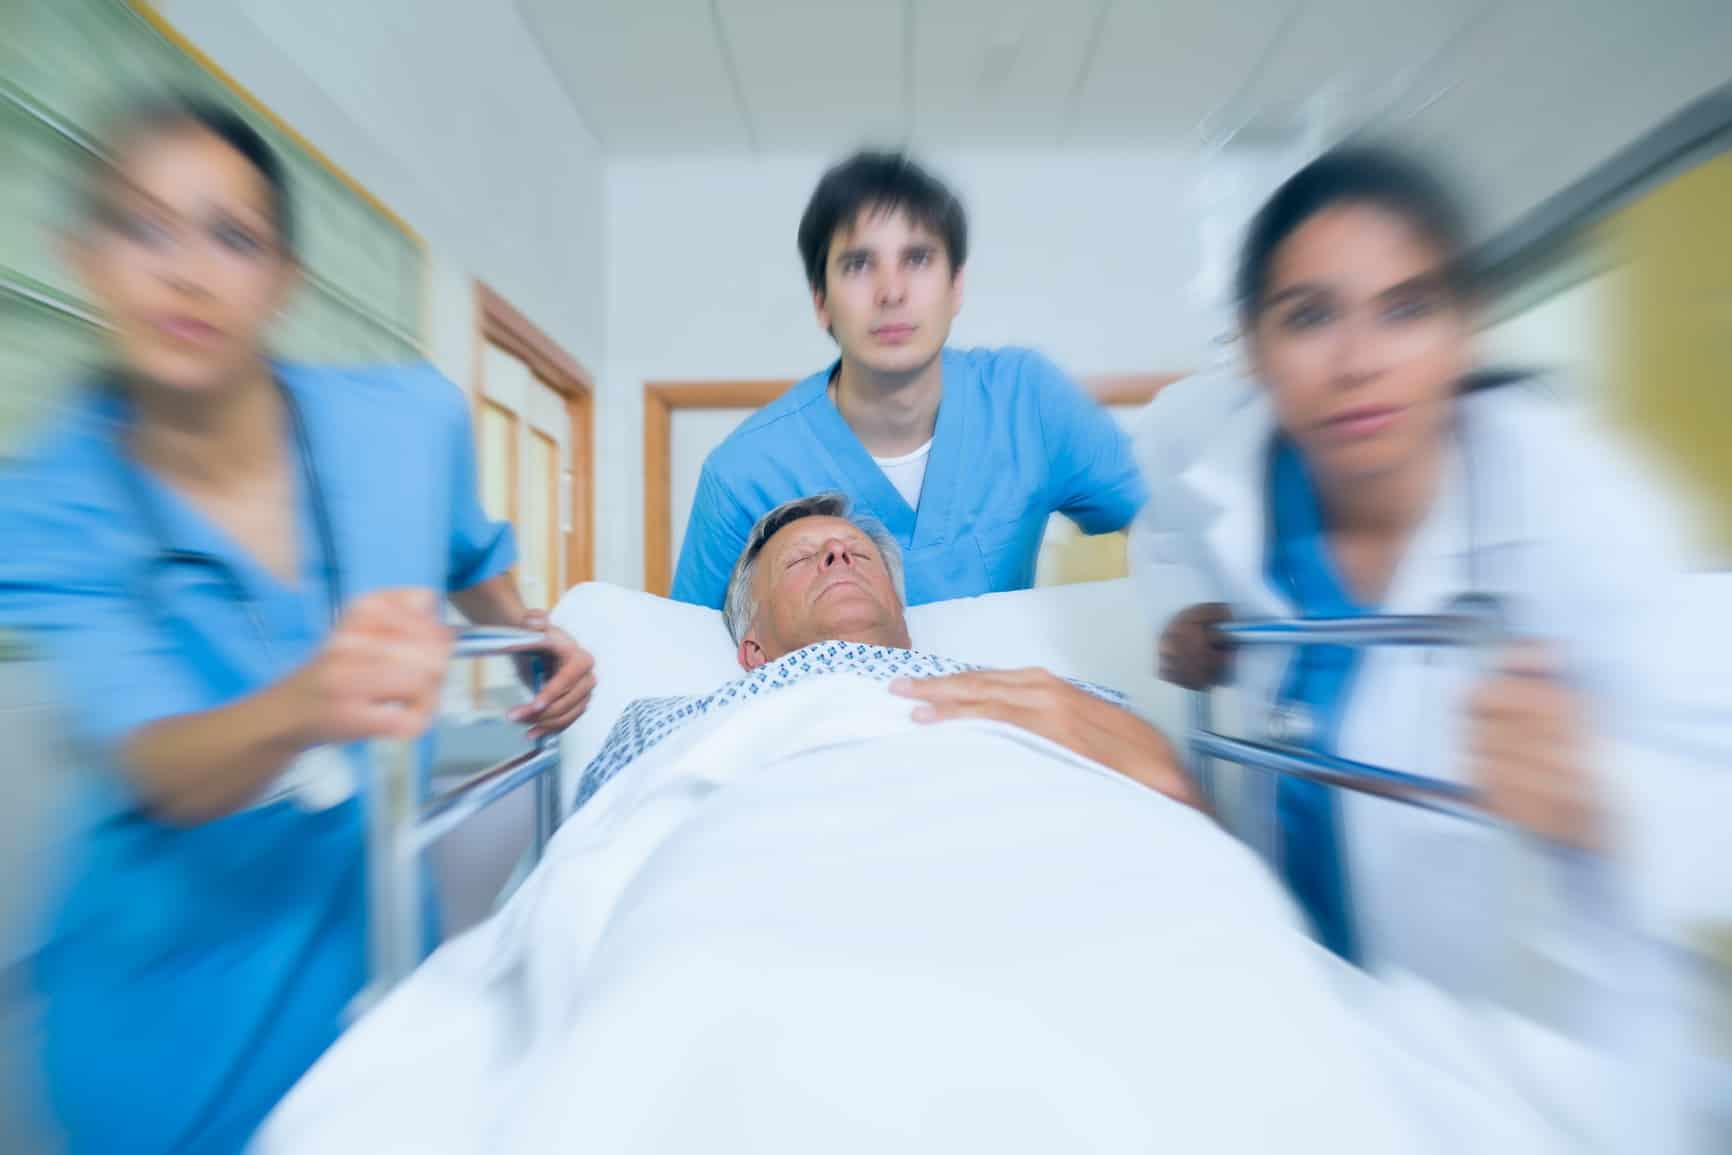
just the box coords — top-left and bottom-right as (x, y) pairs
(1604, 150), (1732, 558)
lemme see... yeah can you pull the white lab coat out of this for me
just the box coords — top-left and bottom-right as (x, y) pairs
(1132, 375), (1732, 1146)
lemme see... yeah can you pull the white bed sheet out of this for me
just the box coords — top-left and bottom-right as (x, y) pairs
(547, 579), (1196, 810)
(258, 676), (1573, 1154)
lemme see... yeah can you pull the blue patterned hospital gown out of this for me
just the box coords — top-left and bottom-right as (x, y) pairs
(573, 641), (1127, 812)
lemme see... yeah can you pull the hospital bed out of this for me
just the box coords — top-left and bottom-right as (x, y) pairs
(354, 597), (1505, 1008)
(309, 579), (1730, 1152)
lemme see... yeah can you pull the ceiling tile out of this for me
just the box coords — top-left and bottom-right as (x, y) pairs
(516, 0), (750, 153)
(909, 0), (1102, 146)
(719, 0), (908, 150)
(1486, 0), (1732, 228)
(1391, 0), (1732, 235)
(1068, 0), (1293, 145)
(1224, 0), (1482, 139)
(514, 0), (1731, 172)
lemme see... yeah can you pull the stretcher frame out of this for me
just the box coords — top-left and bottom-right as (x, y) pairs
(1186, 611), (1503, 820)
(354, 616), (1497, 1011)
(354, 627), (561, 1015)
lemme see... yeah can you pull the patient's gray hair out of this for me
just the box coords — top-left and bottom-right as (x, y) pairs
(722, 493), (906, 644)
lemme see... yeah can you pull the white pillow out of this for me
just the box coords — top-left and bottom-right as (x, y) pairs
(548, 579), (1184, 810)
(548, 583), (738, 802)
(904, 578), (1174, 724)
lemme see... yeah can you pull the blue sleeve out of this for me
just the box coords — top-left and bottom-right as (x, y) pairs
(1030, 352), (1148, 533)
(441, 378), (518, 592)
(670, 463), (755, 608)
(0, 490), (205, 762)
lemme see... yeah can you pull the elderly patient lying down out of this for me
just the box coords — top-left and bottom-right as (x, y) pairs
(571, 493), (1197, 815)
(258, 497), (1586, 1154)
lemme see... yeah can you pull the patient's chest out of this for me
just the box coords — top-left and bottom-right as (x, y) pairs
(572, 645), (980, 809)
(572, 643), (1124, 811)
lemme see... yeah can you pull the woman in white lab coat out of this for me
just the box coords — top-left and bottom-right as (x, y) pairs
(1142, 146), (1726, 1014)
(897, 144), (1724, 1144)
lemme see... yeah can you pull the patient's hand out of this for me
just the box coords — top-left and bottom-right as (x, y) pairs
(890, 670), (1201, 809)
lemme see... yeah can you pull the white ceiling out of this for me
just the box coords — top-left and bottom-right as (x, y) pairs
(517, 0), (1731, 229)
(518, 0), (1728, 149)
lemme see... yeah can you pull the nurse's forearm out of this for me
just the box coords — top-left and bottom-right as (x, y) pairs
(123, 588), (455, 824)
(450, 573), (533, 627)
(122, 683), (311, 825)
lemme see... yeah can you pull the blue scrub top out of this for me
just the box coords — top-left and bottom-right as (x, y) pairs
(670, 347), (1147, 608)
(1266, 439), (1365, 963)
(0, 362), (516, 1155)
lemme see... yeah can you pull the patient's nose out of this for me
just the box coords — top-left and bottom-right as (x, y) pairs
(819, 539), (855, 569)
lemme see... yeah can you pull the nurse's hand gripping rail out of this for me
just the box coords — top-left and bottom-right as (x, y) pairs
(1187, 610), (1504, 819)
(355, 626), (561, 1016)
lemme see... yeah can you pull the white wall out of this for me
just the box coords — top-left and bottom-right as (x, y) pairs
(668, 407), (760, 566)
(601, 148), (1239, 589)
(1482, 268), (1623, 405)
(154, 0), (607, 380)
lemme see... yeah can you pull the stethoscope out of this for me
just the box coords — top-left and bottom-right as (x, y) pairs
(114, 373), (344, 654)
(109, 372), (357, 810)
(1261, 371), (1525, 750)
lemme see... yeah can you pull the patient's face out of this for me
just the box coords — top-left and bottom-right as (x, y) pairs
(739, 516), (911, 670)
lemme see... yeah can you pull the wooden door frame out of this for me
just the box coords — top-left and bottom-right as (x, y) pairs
(474, 282), (595, 588)
(641, 372), (1183, 596)
(642, 381), (789, 597)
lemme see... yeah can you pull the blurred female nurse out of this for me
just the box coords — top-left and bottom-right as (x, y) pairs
(0, 98), (595, 1153)
(1143, 146), (1723, 1015)
(875, 143), (1724, 1148)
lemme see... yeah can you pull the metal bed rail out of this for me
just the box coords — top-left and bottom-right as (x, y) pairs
(1192, 612), (1732, 1136)
(355, 626), (560, 1016)
(1188, 610), (1503, 816)
(1214, 612), (1504, 649)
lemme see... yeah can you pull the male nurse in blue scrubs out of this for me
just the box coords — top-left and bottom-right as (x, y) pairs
(671, 151), (1147, 608)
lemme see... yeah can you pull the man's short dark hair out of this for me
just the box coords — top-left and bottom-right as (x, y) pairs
(797, 151), (967, 295)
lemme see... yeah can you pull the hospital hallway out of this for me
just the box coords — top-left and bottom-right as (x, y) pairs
(2, 1), (1730, 1152)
